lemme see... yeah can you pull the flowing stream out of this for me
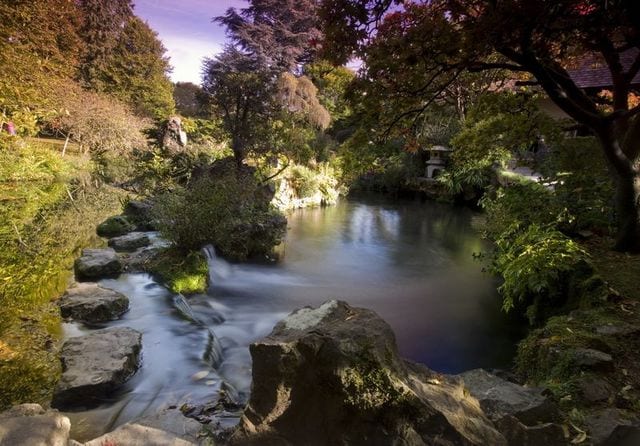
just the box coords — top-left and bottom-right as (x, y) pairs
(62, 195), (521, 441)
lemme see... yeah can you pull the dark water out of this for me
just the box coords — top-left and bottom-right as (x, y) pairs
(62, 196), (521, 441)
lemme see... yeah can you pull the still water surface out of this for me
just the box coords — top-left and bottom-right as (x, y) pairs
(63, 196), (520, 440)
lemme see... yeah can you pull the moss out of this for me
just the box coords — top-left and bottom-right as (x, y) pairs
(96, 215), (135, 237)
(146, 248), (208, 294)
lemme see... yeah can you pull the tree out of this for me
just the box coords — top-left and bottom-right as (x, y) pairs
(321, 0), (640, 252)
(174, 82), (206, 118)
(77, 0), (134, 90)
(216, 0), (323, 72)
(0, 0), (84, 121)
(202, 47), (278, 166)
(100, 17), (175, 118)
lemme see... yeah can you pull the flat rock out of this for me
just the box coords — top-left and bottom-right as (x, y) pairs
(108, 232), (151, 252)
(83, 423), (196, 446)
(0, 403), (70, 446)
(229, 300), (506, 446)
(58, 283), (129, 322)
(459, 368), (559, 426)
(74, 248), (122, 281)
(52, 327), (142, 408)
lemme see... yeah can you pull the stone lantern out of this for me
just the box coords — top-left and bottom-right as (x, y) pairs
(425, 145), (453, 179)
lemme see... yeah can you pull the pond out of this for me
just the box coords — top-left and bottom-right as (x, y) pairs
(62, 195), (521, 441)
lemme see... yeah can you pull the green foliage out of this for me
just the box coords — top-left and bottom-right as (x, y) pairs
(442, 91), (562, 195)
(0, 0), (84, 119)
(152, 159), (287, 260)
(480, 183), (557, 240)
(492, 224), (591, 324)
(288, 165), (320, 198)
(304, 60), (355, 123)
(99, 17), (175, 118)
(174, 82), (206, 118)
(201, 48), (278, 164)
(541, 136), (615, 235)
(147, 249), (208, 294)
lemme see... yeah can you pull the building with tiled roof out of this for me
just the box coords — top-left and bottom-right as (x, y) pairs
(567, 48), (640, 90)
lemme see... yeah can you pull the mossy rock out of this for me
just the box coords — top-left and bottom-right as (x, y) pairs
(96, 215), (135, 237)
(146, 248), (208, 294)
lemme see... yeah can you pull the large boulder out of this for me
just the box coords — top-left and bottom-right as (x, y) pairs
(108, 232), (151, 252)
(58, 283), (129, 322)
(0, 404), (70, 446)
(74, 248), (122, 281)
(52, 327), (142, 408)
(229, 300), (506, 446)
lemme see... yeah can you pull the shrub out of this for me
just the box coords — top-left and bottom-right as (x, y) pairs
(288, 165), (320, 198)
(491, 224), (593, 324)
(480, 182), (558, 240)
(152, 159), (287, 260)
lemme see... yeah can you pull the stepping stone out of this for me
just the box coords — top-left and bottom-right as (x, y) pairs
(58, 283), (129, 322)
(74, 248), (122, 281)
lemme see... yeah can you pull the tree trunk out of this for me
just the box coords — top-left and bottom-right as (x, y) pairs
(598, 125), (640, 253)
(232, 139), (245, 170)
(613, 171), (640, 253)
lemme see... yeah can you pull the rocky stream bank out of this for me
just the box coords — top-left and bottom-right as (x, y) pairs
(2, 204), (639, 445)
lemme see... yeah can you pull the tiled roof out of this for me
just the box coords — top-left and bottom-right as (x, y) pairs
(568, 48), (640, 89)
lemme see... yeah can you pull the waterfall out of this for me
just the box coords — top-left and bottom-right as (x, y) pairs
(172, 292), (224, 370)
(204, 329), (223, 369)
(202, 244), (232, 285)
(172, 293), (199, 323)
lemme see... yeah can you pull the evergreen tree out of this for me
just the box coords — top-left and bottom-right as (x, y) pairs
(102, 17), (175, 118)
(216, 0), (323, 72)
(77, 0), (134, 90)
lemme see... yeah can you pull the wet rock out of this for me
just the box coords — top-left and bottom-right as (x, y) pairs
(229, 300), (506, 446)
(96, 215), (135, 237)
(0, 403), (71, 446)
(58, 283), (129, 322)
(585, 408), (640, 445)
(83, 423), (196, 446)
(569, 348), (613, 370)
(459, 368), (559, 426)
(108, 231), (151, 252)
(74, 248), (122, 281)
(52, 327), (142, 408)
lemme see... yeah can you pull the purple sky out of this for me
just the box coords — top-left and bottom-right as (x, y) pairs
(134, 0), (247, 84)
